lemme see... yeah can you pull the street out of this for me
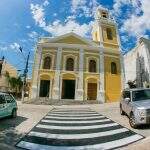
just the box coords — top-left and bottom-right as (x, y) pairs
(0, 102), (150, 149)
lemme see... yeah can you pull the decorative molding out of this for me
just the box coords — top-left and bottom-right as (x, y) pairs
(41, 53), (55, 70)
(86, 56), (99, 73)
(63, 54), (78, 71)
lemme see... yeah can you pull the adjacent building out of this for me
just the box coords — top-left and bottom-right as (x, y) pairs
(124, 37), (150, 88)
(0, 58), (17, 92)
(31, 8), (124, 103)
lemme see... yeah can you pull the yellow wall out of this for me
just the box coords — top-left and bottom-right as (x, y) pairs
(54, 35), (88, 45)
(62, 73), (76, 80)
(104, 56), (121, 102)
(102, 26), (118, 44)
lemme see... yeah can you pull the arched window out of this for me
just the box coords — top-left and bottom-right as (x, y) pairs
(89, 60), (96, 73)
(43, 56), (51, 69)
(102, 12), (108, 18)
(111, 62), (117, 74)
(66, 58), (74, 71)
(106, 28), (113, 40)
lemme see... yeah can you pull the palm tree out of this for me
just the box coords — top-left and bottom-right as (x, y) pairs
(5, 71), (23, 97)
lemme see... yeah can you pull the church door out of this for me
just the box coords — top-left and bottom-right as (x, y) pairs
(62, 80), (75, 99)
(87, 83), (97, 100)
(39, 80), (50, 97)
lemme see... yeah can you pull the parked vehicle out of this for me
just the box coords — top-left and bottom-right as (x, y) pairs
(120, 88), (150, 128)
(0, 92), (17, 119)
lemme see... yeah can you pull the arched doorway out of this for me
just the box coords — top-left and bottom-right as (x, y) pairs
(87, 78), (97, 100)
(61, 74), (76, 99)
(39, 74), (51, 97)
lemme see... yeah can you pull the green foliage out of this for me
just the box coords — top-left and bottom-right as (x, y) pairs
(5, 72), (23, 94)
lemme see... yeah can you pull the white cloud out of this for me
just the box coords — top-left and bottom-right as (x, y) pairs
(26, 25), (31, 29)
(28, 31), (39, 39)
(113, 0), (129, 15)
(44, 20), (93, 37)
(120, 0), (150, 38)
(43, 0), (49, 6)
(30, 3), (46, 28)
(0, 42), (21, 52)
(113, 0), (142, 16)
(71, 0), (99, 17)
(10, 42), (20, 50)
(30, 2), (93, 38)
(53, 13), (57, 17)
(0, 45), (8, 51)
(71, 0), (86, 13)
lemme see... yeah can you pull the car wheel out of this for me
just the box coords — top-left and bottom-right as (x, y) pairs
(120, 105), (125, 115)
(129, 113), (138, 129)
(11, 109), (17, 118)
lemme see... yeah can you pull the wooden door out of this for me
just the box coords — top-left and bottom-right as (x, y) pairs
(87, 83), (97, 100)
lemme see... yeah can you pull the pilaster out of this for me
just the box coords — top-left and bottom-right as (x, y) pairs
(52, 47), (62, 100)
(31, 46), (42, 99)
(97, 22), (105, 103)
(76, 48), (84, 100)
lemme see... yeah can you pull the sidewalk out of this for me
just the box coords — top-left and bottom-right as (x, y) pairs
(122, 137), (150, 150)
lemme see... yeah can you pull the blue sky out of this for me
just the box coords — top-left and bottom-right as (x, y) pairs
(0, 0), (149, 77)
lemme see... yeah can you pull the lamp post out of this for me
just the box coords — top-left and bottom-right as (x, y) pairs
(19, 47), (30, 103)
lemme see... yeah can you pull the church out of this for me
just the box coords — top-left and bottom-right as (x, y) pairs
(31, 8), (124, 103)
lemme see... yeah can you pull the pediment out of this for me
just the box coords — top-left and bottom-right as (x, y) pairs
(47, 32), (98, 46)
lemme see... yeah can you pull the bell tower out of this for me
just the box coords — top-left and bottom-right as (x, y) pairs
(92, 8), (120, 49)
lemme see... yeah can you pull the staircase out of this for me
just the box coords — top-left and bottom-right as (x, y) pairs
(24, 98), (101, 105)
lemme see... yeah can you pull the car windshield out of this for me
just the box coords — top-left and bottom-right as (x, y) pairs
(132, 89), (150, 101)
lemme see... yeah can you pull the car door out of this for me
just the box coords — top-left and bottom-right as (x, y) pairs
(122, 91), (131, 115)
(0, 95), (8, 118)
(4, 94), (14, 116)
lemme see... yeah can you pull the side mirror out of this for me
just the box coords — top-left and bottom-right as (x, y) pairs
(125, 98), (130, 103)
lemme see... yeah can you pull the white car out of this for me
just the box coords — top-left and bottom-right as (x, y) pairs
(120, 88), (150, 128)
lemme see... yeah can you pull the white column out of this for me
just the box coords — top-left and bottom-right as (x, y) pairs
(97, 21), (105, 103)
(116, 25), (125, 91)
(97, 49), (105, 103)
(120, 54), (125, 90)
(52, 47), (62, 100)
(31, 46), (42, 99)
(76, 48), (84, 100)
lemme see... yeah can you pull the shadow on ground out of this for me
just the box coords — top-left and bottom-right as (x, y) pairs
(138, 124), (150, 130)
(0, 116), (27, 146)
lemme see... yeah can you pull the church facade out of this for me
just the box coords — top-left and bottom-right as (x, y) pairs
(31, 8), (124, 103)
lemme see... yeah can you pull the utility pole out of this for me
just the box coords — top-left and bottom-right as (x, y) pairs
(22, 52), (30, 102)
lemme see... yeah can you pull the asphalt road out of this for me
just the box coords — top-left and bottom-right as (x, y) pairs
(0, 102), (150, 150)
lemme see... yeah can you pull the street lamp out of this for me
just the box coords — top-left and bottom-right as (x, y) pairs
(18, 47), (30, 103)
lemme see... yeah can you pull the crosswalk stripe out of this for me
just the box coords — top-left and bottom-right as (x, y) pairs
(17, 134), (143, 150)
(52, 110), (95, 113)
(45, 115), (105, 120)
(47, 113), (101, 117)
(36, 122), (119, 130)
(50, 112), (97, 115)
(41, 118), (110, 124)
(52, 109), (92, 111)
(16, 107), (144, 150)
(28, 128), (129, 140)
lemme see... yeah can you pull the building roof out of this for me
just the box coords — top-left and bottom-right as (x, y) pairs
(139, 37), (150, 46)
(124, 37), (150, 56)
(39, 32), (99, 47)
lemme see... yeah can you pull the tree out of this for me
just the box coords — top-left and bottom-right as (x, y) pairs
(5, 72), (23, 97)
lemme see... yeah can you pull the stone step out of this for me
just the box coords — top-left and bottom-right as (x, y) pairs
(24, 98), (100, 105)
